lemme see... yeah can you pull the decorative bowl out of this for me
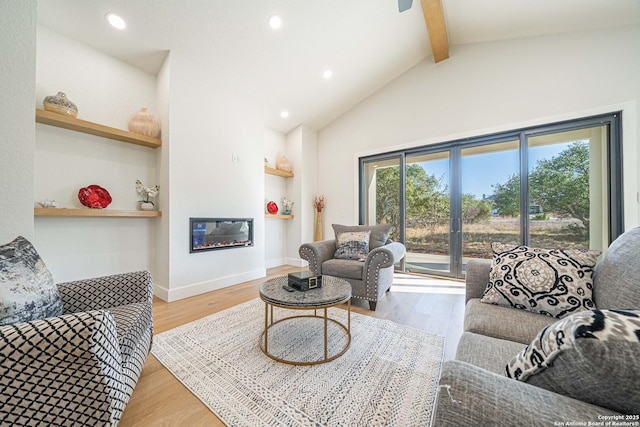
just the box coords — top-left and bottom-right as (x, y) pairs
(78, 185), (112, 209)
(266, 201), (278, 214)
(43, 92), (78, 117)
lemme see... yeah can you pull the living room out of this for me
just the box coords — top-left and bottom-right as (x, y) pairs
(2, 0), (640, 426)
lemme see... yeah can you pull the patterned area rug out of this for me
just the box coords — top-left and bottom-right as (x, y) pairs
(152, 298), (444, 426)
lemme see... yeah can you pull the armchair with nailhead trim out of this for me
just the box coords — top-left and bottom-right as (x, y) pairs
(299, 224), (406, 310)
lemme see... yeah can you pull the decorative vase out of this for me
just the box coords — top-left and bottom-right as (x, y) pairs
(276, 156), (292, 172)
(128, 108), (161, 138)
(314, 211), (323, 241)
(139, 202), (155, 211)
(43, 92), (78, 117)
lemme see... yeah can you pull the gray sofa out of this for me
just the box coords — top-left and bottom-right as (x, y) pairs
(299, 224), (406, 310)
(433, 227), (640, 426)
(0, 271), (153, 426)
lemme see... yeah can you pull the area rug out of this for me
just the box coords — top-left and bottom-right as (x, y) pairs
(151, 298), (444, 426)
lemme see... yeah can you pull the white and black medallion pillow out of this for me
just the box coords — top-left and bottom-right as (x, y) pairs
(334, 230), (371, 260)
(0, 236), (63, 326)
(481, 243), (600, 318)
(505, 309), (640, 414)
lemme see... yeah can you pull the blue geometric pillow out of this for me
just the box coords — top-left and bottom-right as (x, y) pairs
(0, 236), (63, 326)
(334, 230), (371, 260)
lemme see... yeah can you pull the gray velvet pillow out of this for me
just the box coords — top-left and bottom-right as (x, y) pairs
(481, 242), (600, 318)
(332, 224), (392, 250)
(505, 309), (640, 414)
(593, 226), (640, 309)
(0, 236), (63, 326)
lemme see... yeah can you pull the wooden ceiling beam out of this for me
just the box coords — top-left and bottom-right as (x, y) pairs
(420, 0), (449, 63)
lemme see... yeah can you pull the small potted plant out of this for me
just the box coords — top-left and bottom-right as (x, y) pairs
(135, 180), (159, 211)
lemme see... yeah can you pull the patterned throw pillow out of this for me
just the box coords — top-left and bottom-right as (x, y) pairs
(480, 242), (600, 318)
(331, 224), (392, 250)
(0, 236), (63, 326)
(505, 309), (640, 414)
(334, 230), (371, 260)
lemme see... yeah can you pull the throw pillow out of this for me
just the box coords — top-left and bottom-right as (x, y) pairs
(480, 242), (600, 318)
(505, 309), (640, 414)
(0, 236), (63, 326)
(332, 224), (392, 250)
(334, 230), (371, 260)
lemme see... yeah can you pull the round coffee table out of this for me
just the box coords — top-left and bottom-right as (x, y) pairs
(259, 275), (352, 366)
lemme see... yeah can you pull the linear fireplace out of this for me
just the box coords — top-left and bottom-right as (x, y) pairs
(190, 218), (254, 253)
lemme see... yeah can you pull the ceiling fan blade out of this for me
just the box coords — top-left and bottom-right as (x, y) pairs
(398, 0), (413, 13)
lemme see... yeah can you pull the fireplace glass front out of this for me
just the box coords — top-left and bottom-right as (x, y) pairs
(190, 218), (253, 253)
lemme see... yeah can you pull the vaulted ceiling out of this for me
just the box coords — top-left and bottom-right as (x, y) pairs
(37, 0), (640, 134)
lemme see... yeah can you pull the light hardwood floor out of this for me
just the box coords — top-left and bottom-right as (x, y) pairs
(119, 265), (465, 426)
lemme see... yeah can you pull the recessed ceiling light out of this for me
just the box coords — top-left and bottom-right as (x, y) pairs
(323, 70), (333, 79)
(106, 12), (126, 30)
(268, 14), (282, 30)
(280, 110), (289, 118)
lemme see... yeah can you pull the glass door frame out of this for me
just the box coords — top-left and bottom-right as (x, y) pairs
(359, 112), (623, 279)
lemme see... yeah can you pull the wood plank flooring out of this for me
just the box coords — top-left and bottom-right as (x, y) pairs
(119, 265), (465, 426)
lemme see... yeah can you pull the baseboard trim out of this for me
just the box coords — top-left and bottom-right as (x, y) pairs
(154, 268), (266, 302)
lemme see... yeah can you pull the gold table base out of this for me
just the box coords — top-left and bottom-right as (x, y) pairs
(259, 298), (351, 366)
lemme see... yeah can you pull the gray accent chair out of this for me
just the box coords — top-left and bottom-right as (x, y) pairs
(299, 224), (406, 310)
(0, 271), (153, 426)
(432, 226), (640, 426)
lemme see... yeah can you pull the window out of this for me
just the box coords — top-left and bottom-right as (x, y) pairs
(359, 113), (623, 279)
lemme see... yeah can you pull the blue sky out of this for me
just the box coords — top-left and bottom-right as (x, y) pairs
(419, 143), (571, 199)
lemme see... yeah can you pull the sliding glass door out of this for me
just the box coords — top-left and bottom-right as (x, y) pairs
(527, 125), (611, 251)
(404, 151), (451, 275)
(360, 112), (622, 280)
(460, 140), (520, 271)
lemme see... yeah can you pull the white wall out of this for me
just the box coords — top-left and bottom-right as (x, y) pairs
(318, 25), (640, 233)
(159, 52), (266, 301)
(0, 0), (37, 244)
(285, 125), (319, 262)
(32, 26), (159, 283)
(264, 127), (288, 268)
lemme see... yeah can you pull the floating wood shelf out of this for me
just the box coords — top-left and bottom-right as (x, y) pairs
(265, 214), (294, 219)
(35, 109), (162, 148)
(35, 208), (162, 218)
(264, 166), (293, 178)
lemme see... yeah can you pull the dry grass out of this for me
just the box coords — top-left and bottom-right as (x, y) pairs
(406, 217), (588, 258)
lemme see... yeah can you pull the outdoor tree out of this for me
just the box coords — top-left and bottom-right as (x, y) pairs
(492, 174), (521, 217)
(462, 194), (493, 224)
(491, 141), (590, 230)
(375, 164), (449, 228)
(530, 142), (590, 229)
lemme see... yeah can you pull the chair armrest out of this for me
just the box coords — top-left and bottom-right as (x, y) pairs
(299, 240), (336, 274)
(365, 241), (406, 271)
(57, 270), (153, 314)
(465, 259), (491, 303)
(0, 312), (124, 425)
(433, 360), (620, 427)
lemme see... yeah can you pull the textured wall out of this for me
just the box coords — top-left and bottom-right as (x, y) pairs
(0, 1), (37, 244)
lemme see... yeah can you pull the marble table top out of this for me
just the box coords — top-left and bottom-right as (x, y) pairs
(259, 275), (352, 308)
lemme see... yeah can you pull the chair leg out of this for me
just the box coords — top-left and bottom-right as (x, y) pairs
(368, 301), (377, 311)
